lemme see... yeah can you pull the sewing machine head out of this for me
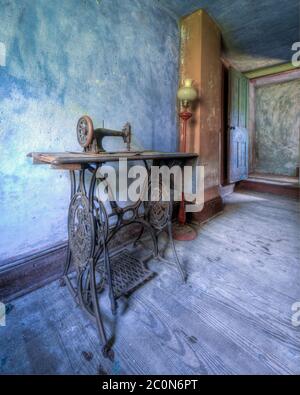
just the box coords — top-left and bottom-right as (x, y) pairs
(76, 115), (131, 153)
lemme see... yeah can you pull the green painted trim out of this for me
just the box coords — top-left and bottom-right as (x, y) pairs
(244, 63), (299, 79)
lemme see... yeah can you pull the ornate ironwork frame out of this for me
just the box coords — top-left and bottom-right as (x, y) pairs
(61, 159), (186, 360)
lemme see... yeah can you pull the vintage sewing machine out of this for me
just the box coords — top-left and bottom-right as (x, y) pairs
(76, 115), (131, 153)
(28, 115), (198, 360)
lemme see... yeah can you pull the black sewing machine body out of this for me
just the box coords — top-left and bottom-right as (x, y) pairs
(76, 115), (131, 153)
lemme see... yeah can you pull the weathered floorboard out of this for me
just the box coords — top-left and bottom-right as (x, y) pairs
(0, 191), (299, 374)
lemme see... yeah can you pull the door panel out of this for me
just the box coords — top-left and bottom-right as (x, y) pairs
(228, 68), (249, 183)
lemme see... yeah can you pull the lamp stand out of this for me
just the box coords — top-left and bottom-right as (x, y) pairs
(173, 109), (197, 241)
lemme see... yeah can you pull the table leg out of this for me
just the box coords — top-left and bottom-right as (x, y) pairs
(147, 178), (186, 281)
(89, 257), (114, 361)
(62, 167), (115, 359)
(60, 170), (76, 287)
(167, 220), (186, 282)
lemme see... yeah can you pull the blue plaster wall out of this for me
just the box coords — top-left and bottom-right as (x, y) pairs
(0, 0), (179, 261)
(255, 80), (300, 176)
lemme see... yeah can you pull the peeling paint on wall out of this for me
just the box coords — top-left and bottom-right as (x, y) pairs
(0, 0), (179, 261)
(255, 80), (300, 176)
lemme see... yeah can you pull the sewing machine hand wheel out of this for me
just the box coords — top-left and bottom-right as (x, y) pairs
(77, 116), (94, 148)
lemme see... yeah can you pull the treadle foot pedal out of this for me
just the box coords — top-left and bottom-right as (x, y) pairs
(96, 250), (155, 298)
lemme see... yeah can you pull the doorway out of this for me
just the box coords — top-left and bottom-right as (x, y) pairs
(248, 71), (300, 190)
(220, 63), (229, 186)
(220, 64), (249, 186)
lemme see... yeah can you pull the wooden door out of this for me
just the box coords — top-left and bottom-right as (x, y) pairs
(228, 68), (249, 183)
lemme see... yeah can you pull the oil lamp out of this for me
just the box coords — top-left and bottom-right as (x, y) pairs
(173, 78), (198, 241)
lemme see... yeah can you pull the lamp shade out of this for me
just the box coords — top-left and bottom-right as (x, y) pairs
(177, 79), (197, 103)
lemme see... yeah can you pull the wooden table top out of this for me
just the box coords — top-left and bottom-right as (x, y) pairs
(27, 151), (199, 169)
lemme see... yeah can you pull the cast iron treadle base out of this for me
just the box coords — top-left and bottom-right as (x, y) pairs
(96, 250), (155, 299)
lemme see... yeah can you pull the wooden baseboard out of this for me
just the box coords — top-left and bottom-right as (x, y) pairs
(191, 195), (224, 224)
(0, 243), (68, 302)
(0, 225), (141, 303)
(236, 180), (299, 199)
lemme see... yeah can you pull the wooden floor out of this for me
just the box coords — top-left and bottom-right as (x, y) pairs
(1, 191), (299, 375)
